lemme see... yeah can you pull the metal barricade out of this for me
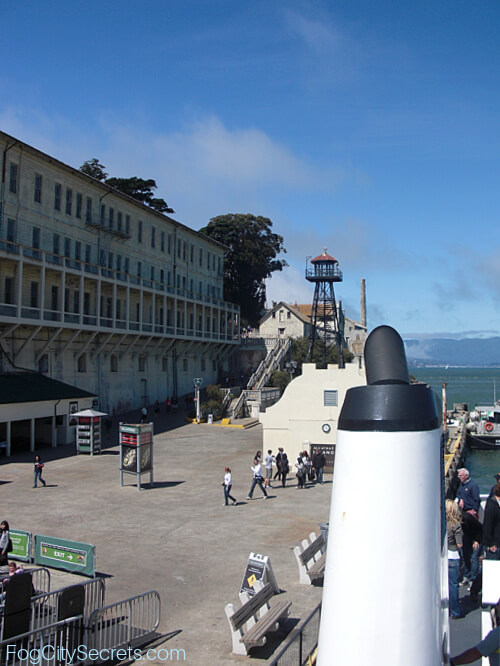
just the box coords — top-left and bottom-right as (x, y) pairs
(270, 603), (321, 666)
(25, 567), (51, 595)
(31, 578), (105, 631)
(0, 615), (85, 666)
(85, 590), (160, 655)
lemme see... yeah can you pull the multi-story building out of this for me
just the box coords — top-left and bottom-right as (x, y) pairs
(0, 131), (240, 417)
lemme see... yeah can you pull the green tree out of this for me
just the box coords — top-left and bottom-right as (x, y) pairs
(79, 162), (174, 213)
(105, 177), (174, 213)
(291, 336), (353, 372)
(80, 158), (108, 181)
(269, 370), (292, 392)
(199, 214), (287, 326)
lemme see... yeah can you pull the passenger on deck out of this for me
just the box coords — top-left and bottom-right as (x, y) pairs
(0, 561), (25, 601)
(450, 625), (500, 664)
(483, 483), (500, 561)
(446, 499), (465, 619)
(456, 468), (480, 517)
(461, 510), (483, 588)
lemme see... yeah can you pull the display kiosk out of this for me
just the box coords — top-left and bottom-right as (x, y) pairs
(119, 422), (154, 490)
(74, 409), (107, 455)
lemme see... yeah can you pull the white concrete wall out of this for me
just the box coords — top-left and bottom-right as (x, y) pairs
(260, 361), (366, 463)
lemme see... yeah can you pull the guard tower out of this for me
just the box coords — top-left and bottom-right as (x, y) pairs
(306, 249), (344, 368)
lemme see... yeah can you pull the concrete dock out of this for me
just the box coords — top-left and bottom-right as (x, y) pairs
(0, 410), (329, 664)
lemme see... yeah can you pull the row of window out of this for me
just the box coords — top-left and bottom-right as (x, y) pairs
(3, 221), (221, 297)
(37, 352), (215, 375)
(3, 278), (224, 326)
(8, 162), (221, 271)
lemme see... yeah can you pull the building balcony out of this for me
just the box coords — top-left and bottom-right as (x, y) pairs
(0, 241), (239, 314)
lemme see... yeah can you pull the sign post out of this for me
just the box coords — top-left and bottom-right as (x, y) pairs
(240, 552), (279, 597)
(193, 377), (203, 423)
(119, 422), (154, 490)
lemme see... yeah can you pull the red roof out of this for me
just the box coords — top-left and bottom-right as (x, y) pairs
(311, 249), (337, 263)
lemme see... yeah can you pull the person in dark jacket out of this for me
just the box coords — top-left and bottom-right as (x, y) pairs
(461, 510), (483, 587)
(312, 448), (326, 484)
(483, 482), (500, 561)
(456, 468), (480, 517)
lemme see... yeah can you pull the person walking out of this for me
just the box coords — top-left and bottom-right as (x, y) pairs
(446, 499), (464, 619)
(312, 448), (326, 484)
(247, 459), (268, 500)
(264, 450), (274, 488)
(280, 452), (289, 487)
(33, 455), (46, 488)
(296, 457), (306, 489)
(222, 467), (237, 506)
(0, 521), (11, 566)
(274, 448), (283, 482)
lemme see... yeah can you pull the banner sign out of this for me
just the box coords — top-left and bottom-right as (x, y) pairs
(9, 529), (31, 562)
(240, 552), (279, 597)
(33, 534), (95, 577)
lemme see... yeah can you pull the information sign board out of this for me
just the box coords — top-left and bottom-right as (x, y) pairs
(9, 529), (31, 562)
(34, 534), (95, 577)
(240, 552), (279, 596)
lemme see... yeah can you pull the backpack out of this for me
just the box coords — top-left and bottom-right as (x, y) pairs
(281, 457), (289, 474)
(6, 537), (13, 553)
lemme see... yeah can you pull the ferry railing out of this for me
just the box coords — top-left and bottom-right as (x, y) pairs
(0, 615), (85, 666)
(84, 590), (160, 656)
(31, 578), (105, 631)
(269, 602), (321, 666)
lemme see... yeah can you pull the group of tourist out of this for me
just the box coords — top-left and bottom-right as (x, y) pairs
(446, 468), (500, 620)
(221, 447), (327, 505)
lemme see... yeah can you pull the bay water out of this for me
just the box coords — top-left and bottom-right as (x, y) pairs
(412, 367), (500, 494)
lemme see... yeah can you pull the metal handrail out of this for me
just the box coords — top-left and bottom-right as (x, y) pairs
(31, 578), (105, 631)
(85, 590), (160, 654)
(0, 614), (85, 666)
(270, 602), (321, 665)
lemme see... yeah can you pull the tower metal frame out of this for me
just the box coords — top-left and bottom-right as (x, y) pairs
(305, 251), (345, 368)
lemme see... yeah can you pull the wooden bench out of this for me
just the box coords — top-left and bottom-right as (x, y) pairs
(294, 532), (326, 584)
(225, 580), (291, 655)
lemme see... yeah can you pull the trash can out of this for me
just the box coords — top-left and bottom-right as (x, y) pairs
(207, 414), (213, 425)
(319, 522), (329, 548)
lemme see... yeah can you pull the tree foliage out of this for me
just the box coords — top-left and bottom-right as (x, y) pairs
(291, 336), (353, 372)
(269, 370), (292, 392)
(105, 177), (174, 213)
(80, 158), (108, 181)
(199, 214), (287, 326)
(79, 161), (174, 213)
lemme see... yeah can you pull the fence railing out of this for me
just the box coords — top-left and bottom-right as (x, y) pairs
(0, 615), (85, 666)
(31, 578), (105, 631)
(24, 568), (51, 595)
(85, 590), (160, 654)
(270, 602), (321, 666)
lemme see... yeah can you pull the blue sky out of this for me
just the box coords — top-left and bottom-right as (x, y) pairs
(2, 1), (499, 337)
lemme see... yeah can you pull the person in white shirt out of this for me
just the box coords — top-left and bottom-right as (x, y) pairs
(247, 461), (269, 500)
(222, 467), (237, 506)
(264, 450), (274, 488)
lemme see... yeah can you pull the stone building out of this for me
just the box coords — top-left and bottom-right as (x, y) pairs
(258, 301), (367, 356)
(0, 131), (240, 426)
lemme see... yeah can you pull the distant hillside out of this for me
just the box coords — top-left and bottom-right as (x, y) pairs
(404, 336), (500, 367)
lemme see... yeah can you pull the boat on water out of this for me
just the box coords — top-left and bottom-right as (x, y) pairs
(467, 401), (500, 449)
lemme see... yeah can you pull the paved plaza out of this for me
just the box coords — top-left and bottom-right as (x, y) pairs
(0, 409), (331, 664)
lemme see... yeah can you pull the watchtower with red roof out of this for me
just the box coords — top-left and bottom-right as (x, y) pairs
(305, 248), (344, 368)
